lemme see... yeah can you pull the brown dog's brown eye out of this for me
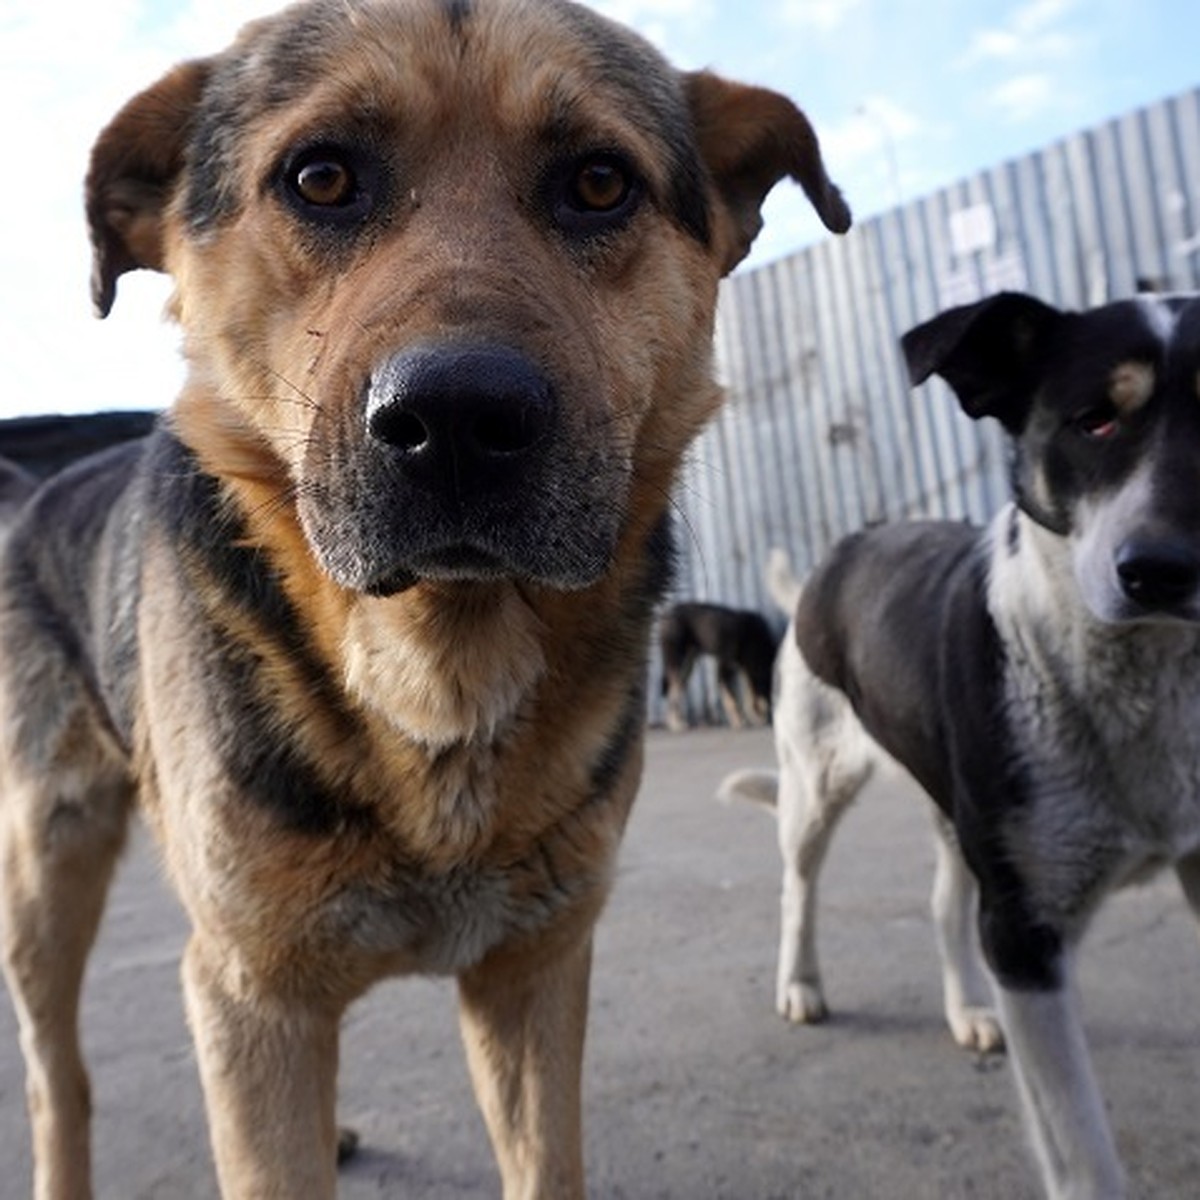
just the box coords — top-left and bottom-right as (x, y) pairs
(551, 152), (642, 240)
(294, 159), (356, 207)
(572, 159), (630, 212)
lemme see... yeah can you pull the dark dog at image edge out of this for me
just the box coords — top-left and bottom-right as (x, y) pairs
(724, 291), (1200, 1199)
(0, 2), (850, 1197)
(658, 601), (778, 731)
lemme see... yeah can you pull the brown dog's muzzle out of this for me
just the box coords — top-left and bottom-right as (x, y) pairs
(367, 342), (558, 497)
(299, 339), (622, 596)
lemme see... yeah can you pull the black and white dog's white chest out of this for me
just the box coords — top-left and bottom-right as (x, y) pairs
(990, 522), (1200, 912)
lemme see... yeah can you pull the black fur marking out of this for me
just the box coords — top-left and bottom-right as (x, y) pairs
(0, 411), (157, 481)
(979, 899), (1063, 991)
(2, 441), (151, 757)
(146, 432), (372, 837)
(184, 6), (346, 229)
(1005, 503), (1021, 556)
(938, 554), (1064, 991)
(668, 160), (712, 249)
(643, 511), (678, 607)
(589, 683), (645, 804)
(552, 3), (710, 248)
(194, 619), (370, 837)
(588, 513), (675, 802)
(442, 0), (473, 34)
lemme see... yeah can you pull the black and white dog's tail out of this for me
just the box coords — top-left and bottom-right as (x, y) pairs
(716, 767), (779, 810)
(716, 548), (799, 811)
(765, 547), (802, 616)
(715, 549), (801, 811)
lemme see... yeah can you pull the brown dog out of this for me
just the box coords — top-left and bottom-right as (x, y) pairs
(0, 2), (848, 1197)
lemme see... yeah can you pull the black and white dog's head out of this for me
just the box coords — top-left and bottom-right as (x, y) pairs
(903, 291), (1200, 625)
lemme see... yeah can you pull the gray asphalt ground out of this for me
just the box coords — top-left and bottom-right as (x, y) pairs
(2, 725), (1198, 1198)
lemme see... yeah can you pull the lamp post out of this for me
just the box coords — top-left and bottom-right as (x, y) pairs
(856, 101), (903, 209)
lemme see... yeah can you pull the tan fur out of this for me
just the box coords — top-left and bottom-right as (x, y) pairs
(1, 3), (848, 1197)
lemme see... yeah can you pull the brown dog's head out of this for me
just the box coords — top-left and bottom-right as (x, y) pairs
(87, 0), (849, 596)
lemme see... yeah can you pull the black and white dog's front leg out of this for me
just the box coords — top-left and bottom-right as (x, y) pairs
(1174, 849), (1200, 919)
(995, 950), (1124, 1200)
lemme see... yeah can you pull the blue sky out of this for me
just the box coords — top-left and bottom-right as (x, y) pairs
(2, 0), (1198, 415)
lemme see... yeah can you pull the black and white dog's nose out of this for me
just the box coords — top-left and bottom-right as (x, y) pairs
(366, 343), (556, 491)
(1115, 538), (1200, 610)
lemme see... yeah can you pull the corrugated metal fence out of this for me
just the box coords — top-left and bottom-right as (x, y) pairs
(656, 84), (1200, 724)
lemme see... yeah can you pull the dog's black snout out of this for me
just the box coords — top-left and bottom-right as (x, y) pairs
(367, 343), (556, 484)
(1116, 539), (1200, 609)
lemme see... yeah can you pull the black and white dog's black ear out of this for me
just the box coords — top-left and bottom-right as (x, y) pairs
(901, 292), (1064, 432)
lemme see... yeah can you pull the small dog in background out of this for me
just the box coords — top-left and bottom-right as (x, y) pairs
(659, 601), (779, 730)
(724, 290), (1200, 1199)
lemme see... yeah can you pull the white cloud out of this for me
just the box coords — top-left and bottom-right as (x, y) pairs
(590, 0), (714, 19)
(959, 28), (1021, 63)
(958, 0), (1080, 67)
(778, 0), (865, 32)
(987, 72), (1055, 122)
(1013, 0), (1079, 36)
(587, 0), (718, 65)
(588, 0), (716, 44)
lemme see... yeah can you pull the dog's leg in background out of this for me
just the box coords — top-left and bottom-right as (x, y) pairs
(997, 967), (1125, 1199)
(928, 814), (1003, 1052)
(663, 649), (696, 732)
(663, 672), (687, 731)
(0, 763), (132, 1200)
(1174, 849), (1200, 917)
(182, 939), (342, 1199)
(458, 936), (592, 1200)
(717, 662), (747, 729)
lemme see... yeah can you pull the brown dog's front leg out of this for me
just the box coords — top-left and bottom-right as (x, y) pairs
(181, 937), (341, 1200)
(458, 934), (593, 1200)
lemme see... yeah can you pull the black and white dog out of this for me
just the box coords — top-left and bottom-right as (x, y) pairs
(659, 601), (778, 731)
(721, 546), (1005, 1055)
(724, 291), (1200, 1199)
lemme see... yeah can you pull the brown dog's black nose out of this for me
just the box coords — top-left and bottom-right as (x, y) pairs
(366, 344), (556, 491)
(1116, 538), (1200, 610)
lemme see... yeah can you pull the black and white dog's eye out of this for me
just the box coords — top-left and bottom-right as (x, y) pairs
(1072, 405), (1120, 440)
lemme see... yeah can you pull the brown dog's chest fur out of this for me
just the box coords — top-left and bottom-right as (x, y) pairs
(128, 433), (657, 995)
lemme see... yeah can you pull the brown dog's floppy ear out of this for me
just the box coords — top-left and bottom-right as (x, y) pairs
(684, 71), (851, 274)
(901, 292), (1065, 433)
(86, 60), (211, 318)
